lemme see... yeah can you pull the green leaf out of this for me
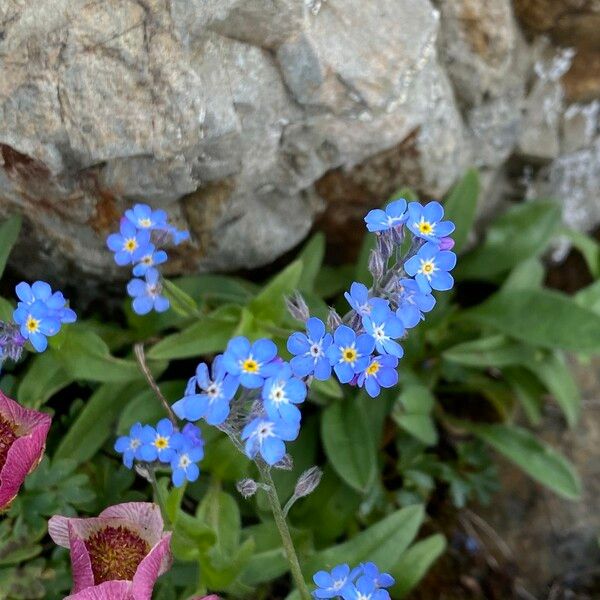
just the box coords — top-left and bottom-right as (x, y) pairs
(248, 260), (303, 325)
(53, 328), (141, 383)
(321, 396), (377, 492)
(392, 384), (438, 445)
(502, 257), (545, 291)
(308, 377), (343, 402)
(0, 215), (22, 278)
(54, 381), (143, 465)
(461, 288), (600, 352)
(443, 169), (479, 252)
(0, 298), (13, 322)
(390, 534), (447, 598)
(525, 352), (581, 427)
(560, 227), (600, 277)
(147, 305), (241, 360)
(575, 280), (600, 315)
(304, 505), (425, 576)
(17, 351), (72, 408)
(463, 422), (581, 500)
(298, 233), (325, 292)
(502, 367), (544, 425)
(162, 278), (201, 318)
(443, 335), (536, 368)
(457, 201), (561, 280)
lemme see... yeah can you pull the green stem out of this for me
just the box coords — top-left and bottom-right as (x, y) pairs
(147, 465), (171, 527)
(258, 464), (311, 600)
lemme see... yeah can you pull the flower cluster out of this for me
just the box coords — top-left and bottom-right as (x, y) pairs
(0, 281), (76, 365)
(115, 419), (204, 487)
(313, 562), (395, 600)
(288, 200), (456, 398)
(106, 204), (190, 315)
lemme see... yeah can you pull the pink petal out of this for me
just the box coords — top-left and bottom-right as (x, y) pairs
(69, 522), (95, 593)
(131, 533), (172, 599)
(47, 515), (72, 547)
(0, 393), (51, 510)
(64, 580), (132, 600)
(100, 503), (164, 546)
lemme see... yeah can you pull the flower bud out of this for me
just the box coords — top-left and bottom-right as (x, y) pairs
(439, 236), (455, 251)
(236, 478), (258, 499)
(368, 249), (385, 281)
(294, 466), (323, 498)
(377, 232), (394, 261)
(390, 225), (404, 246)
(285, 292), (310, 322)
(274, 453), (294, 471)
(327, 308), (343, 330)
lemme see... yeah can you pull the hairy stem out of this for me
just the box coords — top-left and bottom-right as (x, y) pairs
(258, 464), (311, 600)
(146, 465), (171, 527)
(134, 343), (177, 424)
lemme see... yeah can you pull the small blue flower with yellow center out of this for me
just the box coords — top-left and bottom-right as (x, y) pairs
(357, 355), (399, 398)
(364, 198), (408, 232)
(114, 422), (145, 469)
(241, 416), (300, 465)
(404, 242), (456, 293)
(326, 325), (375, 384)
(312, 564), (361, 599)
(170, 439), (204, 487)
(127, 267), (170, 315)
(344, 282), (379, 317)
(124, 203), (168, 231)
(139, 418), (183, 463)
(15, 281), (76, 325)
(132, 244), (168, 277)
(287, 317), (333, 380)
(395, 278), (436, 328)
(106, 219), (151, 266)
(262, 362), (307, 424)
(13, 301), (60, 353)
(362, 300), (404, 358)
(222, 336), (279, 389)
(406, 201), (455, 244)
(172, 355), (239, 425)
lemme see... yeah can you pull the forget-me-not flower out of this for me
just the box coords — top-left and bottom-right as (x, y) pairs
(125, 203), (168, 231)
(342, 578), (390, 600)
(13, 301), (60, 353)
(262, 363), (306, 424)
(127, 267), (170, 315)
(106, 219), (151, 266)
(132, 244), (168, 277)
(364, 198), (408, 232)
(139, 419), (183, 463)
(357, 355), (399, 398)
(326, 325), (375, 384)
(359, 563), (395, 590)
(344, 282), (379, 317)
(395, 278), (436, 329)
(222, 336), (279, 388)
(114, 422), (145, 469)
(241, 416), (300, 465)
(404, 242), (456, 293)
(362, 301), (404, 358)
(172, 356), (239, 425)
(406, 201), (455, 244)
(15, 281), (76, 325)
(312, 564), (361, 599)
(287, 317), (332, 380)
(170, 440), (204, 487)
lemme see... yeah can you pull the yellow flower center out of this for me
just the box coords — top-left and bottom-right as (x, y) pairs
(421, 260), (435, 275)
(366, 361), (380, 376)
(25, 315), (40, 333)
(139, 218), (152, 228)
(154, 436), (169, 449)
(342, 347), (357, 363)
(242, 358), (259, 373)
(124, 238), (138, 252)
(418, 220), (433, 235)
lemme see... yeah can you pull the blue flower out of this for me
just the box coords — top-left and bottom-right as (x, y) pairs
(344, 282), (379, 317)
(359, 563), (395, 590)
(326, 325), (375, 384)
(124, 203), (168, 230)
(362, 301), (404, 358)
(114, 423), (145, 469)
(312, 564), (361, 599)
(15, 281), (76, 324)
(13, 301), (60, 352)
(170, 441), (204, 487)
(241, 416), (300, 465)
(172, 356), (239, 425)
(404, 242), (457, 293)
(132, 244), (168, 277)
(364, 199), (408, 232)
(287, 317), (333, 380)
(262, 363), (306, 424)
(139, 418), (183, 463)
(127, 268), (170, 315)
(181, 423), (204, 448)
(166, 225), (190, 245)
(395, 278), (436, 328)
(106, 219), (151, 266)
(222, 336), (279, 389)
(357, 355), (399, 398)
(342, 578), (390, 600)
(406, 201), (455, 244)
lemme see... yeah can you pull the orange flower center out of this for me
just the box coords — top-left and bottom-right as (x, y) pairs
(85, 525), (149, 584)
(0, 415), (17, 471)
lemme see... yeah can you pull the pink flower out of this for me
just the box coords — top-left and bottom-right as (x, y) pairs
(0, 390), (51, 511)
(48, 502), (172, 600)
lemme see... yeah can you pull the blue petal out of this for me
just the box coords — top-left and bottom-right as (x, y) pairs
(365, 376), (381, 398)
(153, 296), (170, 313)
(290, 355), (315, 377)
(404, 255), (420, 277)
(430, 271), (454, 291)
(288, 332), (310, 356)
(435, 220), (455, 237)
(313, 357), (332, 380)
(252, 338), (277, 362)
(386, 198), (407, 219)
(435, 251), (457, 271)
(133, 296), (153, 315)
(29, 332), (48, 352)
(334, 325), (355, 347)
(334, 362), (354, 383)
(306, 317), (325, 341)
(377, 367), (398, 388)
(423, 201), (443, 222)
(261, 437), (286, 465)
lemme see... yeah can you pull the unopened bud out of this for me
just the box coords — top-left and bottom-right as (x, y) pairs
(274, 453), (294, 471)
(377, 232), (394, 261)
(327, 308), (343, 330)
(285, 292), (310, 322)
(390, 225), (404, 246)
(237, 478), (258, 499)
(439, 236), (455, 251)
(368, 249), (385, 281)
(134, 463), (152, 482)
(294, 466), (323, 498)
